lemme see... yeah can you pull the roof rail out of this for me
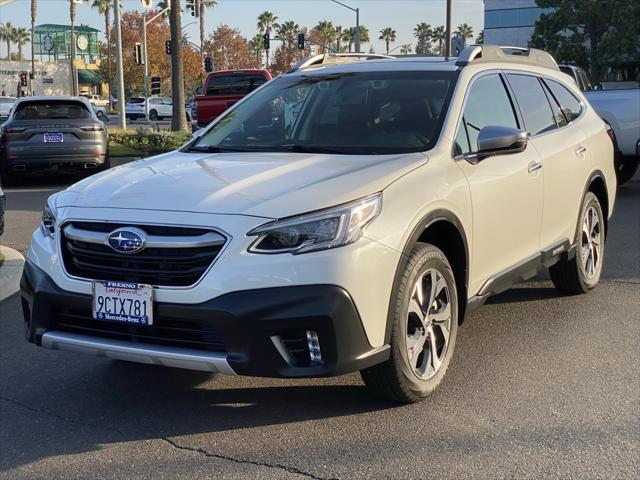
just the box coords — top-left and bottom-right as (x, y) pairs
(455, 44), (559, 70)
(290, 53), (393, 72)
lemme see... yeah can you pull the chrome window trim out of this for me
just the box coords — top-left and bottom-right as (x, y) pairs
(56, 218), (232, 291)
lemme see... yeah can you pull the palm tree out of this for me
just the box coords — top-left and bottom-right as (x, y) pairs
(314, 20), (335, 53)
(14, 27), (30, 61)
(431, 25), (446, 56)
(378, 27), (396, 55)
(31, 0), (38, 92)
(476, 30), (484, 44)
(249, 33), (264, 66)
(92, 0), (112, 107)
(399, 43), (412, 55)
(345, 25), (369, 52)
(257, 11), (278, 67)
(456, 23), (474, 48)
(276, 20), (299, 47)
(0, 22), (14, 60)
(157, 0), (171, 18)
(334, 25), (344, 52)
(413, 22), (431, 56)
(199, 1), (216, 75)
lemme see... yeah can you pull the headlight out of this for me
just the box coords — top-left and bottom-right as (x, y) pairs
(41, 200), (57, 237)
(248, 193), (382, 254)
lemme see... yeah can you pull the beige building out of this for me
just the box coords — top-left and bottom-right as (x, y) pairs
(0, 60), (71, 97)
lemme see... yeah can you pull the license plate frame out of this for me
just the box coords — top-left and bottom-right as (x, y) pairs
(92, 281), (154, 325)
(44, 132), (64, 143)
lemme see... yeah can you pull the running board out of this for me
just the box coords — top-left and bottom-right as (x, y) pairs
(41, 331), (236, 374)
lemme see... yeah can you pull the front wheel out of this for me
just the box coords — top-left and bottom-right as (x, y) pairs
(149, 110), (158, 121)
(549, 192), (605, 294)
(361, 243), (458, 403)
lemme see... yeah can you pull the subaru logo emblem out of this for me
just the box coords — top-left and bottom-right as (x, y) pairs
(106, 228), (146, 254)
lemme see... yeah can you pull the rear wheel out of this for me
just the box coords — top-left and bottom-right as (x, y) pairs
(550, 192), (605, 294)
(615, 159), (638, 186)
(361, 243), (458, 403)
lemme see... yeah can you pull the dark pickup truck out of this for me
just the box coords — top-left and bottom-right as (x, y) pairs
(193, 69), (272, 128)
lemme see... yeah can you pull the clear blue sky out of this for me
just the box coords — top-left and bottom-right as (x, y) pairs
(1, 0), (484, 56)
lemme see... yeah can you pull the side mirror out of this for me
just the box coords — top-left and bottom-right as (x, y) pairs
(593, 83), (603, 91)
(460, 126), (528, 164)
(195, 86), (203, 96)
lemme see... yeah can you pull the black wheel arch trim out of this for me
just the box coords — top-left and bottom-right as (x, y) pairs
(579, 169), (610, 240)
(383, 209), (469, 344)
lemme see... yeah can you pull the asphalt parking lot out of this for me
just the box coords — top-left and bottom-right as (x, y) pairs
(0, 171), (638, 479)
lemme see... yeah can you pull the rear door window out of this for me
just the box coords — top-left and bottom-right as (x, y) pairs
(206, 74), (267, 96)
(14, 101), (92, 120)
(544, 79), (583, 122)
(506, 74), (556, 135)
(456, 73), (519, 154)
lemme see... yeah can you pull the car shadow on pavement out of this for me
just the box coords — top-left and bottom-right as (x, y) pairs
(485, 285), (562, 305)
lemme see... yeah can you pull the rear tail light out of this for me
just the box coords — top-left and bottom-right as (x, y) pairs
(2, 127), (26, 133)
(81, 125), (105, 132)
(604, 121), (616, 143)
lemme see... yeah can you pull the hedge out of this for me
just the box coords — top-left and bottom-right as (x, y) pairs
(109, 128), (192, 156)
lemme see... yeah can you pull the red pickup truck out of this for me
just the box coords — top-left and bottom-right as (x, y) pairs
(193, 69), (272, 128)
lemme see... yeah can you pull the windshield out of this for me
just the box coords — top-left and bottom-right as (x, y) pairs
(13, 101), (92, 120)
(191, 70), (458, 155)
(127, 97), (145, 104)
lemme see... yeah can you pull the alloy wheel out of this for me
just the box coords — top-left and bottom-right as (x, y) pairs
(406, 268), (452, 380)
(581, 206), (601, 279)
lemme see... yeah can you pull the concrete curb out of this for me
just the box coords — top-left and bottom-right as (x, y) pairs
(0, 246), (25, 302)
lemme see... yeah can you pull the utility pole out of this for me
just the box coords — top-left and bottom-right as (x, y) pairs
(330, 0), (360, 53)
(445, 0), (452, 58)
(114, 0), (126, 129)
(31, 0), (37, 95)
(170, 0), (188, 131)
(69, 0), (77, 96)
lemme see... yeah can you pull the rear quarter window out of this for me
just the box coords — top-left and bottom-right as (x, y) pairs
(545, 79), (583, 122)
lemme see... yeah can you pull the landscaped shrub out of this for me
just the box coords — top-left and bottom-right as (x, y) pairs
(109, 128), (192, 156)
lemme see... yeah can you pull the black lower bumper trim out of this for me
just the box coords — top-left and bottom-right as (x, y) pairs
(20, 261), (389, 378)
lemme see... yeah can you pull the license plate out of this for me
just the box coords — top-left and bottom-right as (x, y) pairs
(92, 281), (153, 325)
(44, 133), (64, 143)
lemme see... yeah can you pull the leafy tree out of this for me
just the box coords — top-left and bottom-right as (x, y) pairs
(431, 25), (446, 56)
(379, 26), (396, 54)
(14, 27), (30, 61)
(455, 23), (474, 48)
(530, 0), (640, 81)
(414, 22), (432, 55)
(248, 33), (264, 66)
(205, 25), (258, 71)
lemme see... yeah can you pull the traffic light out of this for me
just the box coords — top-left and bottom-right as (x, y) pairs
(186, 0), (199, 17)
(165, 40), (171, 55)
(297, 33), (305, 50)
(151, 76), (161, 95)
(262, 32), (270, 51)
(134, 42), (143, 65)
(204, 56), (212, 73)
(20, 72), (28, 87)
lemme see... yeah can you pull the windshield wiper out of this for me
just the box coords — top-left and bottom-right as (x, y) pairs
(279, 144), (354, 154)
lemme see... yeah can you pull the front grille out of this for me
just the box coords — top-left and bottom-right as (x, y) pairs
(51, 308), (226, 352)
(60, 221), (225, 287)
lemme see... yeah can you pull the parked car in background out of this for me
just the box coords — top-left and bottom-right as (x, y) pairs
(193, 69), (272, 128)
(80, 94), (108, 106)
(0, 96), (17, 119)
(560, 65), (640, 184)
(91, 104), (109, 122)
(126, 96), (192, 122)
(21, 47), (616, 403)
(0, 96), (109, 185)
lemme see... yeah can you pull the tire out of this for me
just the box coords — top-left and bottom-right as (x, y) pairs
(549, 191), (605, 294)
(149, 110), (158, 121)
(361, 243), (458, 403)
(0, 164), (17, 187)
(615, 159), (638, 186)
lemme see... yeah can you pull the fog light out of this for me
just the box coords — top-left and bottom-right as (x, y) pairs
(306, 330), (322, 365)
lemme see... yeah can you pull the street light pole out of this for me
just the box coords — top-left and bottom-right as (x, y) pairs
(114, 0), (126, 129)
(142, 7), (169, 120)
(445, 0), (452, 58)
(330, 0), (360, 53)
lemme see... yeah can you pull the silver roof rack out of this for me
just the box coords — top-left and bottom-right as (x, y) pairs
(290, 53), (393, 72)
(456, 44), (559, 70)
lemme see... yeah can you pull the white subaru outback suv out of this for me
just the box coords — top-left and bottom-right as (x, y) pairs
(21, 46), (616, 403)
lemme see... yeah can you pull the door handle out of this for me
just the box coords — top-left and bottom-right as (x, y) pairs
(575, 146), (587, 156)
(528, 161), (542, 173)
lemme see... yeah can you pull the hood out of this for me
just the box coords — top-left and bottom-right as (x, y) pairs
(55, 150), (427, 218)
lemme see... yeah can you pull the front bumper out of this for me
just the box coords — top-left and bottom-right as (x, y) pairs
(20, 261), (389, 377)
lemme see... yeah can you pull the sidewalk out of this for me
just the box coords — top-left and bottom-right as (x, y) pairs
(0, 245), (25, 302)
